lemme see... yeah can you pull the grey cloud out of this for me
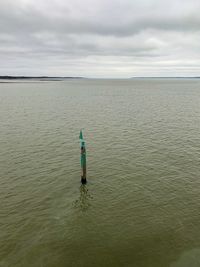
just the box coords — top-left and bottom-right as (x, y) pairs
(0, 0), (200, 77)
(1, 0), (200, 36)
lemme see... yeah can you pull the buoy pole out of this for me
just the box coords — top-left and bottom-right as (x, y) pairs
(79, 130), (87, 184)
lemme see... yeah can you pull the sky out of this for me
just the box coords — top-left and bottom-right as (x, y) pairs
(0, 0), (200, 78)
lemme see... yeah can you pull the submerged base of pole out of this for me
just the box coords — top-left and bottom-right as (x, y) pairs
(81, 176), (87, 184)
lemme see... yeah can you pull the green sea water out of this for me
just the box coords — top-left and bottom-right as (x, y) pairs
(0, 78), (200, 267)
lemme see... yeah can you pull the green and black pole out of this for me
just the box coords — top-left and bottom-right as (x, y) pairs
(79, 130), (87, 184)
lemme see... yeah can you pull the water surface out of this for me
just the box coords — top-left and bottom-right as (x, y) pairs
(1, 78), (200, 267)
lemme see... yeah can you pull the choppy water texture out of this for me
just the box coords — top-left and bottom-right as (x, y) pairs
(0, 78), (200, 267)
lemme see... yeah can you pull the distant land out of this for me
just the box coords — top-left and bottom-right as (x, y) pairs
(0, 76), (83, 80)
(130, 77), (200, 79)
(0, 76), (200, 81)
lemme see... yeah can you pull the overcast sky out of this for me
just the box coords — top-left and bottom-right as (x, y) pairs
(0, 0), (200, 77)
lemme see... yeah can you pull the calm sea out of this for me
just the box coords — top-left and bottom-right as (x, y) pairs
(0, 78), (200, 267)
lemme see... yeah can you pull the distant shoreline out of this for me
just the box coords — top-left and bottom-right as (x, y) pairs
(130, 77), (200, 79)
(0, 76), (83, 80)
(0, 76), (200, 80)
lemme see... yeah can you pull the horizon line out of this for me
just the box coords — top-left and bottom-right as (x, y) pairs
(1, 75), (200, 79)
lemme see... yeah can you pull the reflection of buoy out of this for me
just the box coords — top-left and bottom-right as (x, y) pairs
(79, 130), (86, 184)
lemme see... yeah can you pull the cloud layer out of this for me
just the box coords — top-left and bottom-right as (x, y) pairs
(0, 0), (200, 77)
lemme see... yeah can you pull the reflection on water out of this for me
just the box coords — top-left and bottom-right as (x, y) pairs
(74, 185), (92, 212)
(171, 248), (200, 267)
